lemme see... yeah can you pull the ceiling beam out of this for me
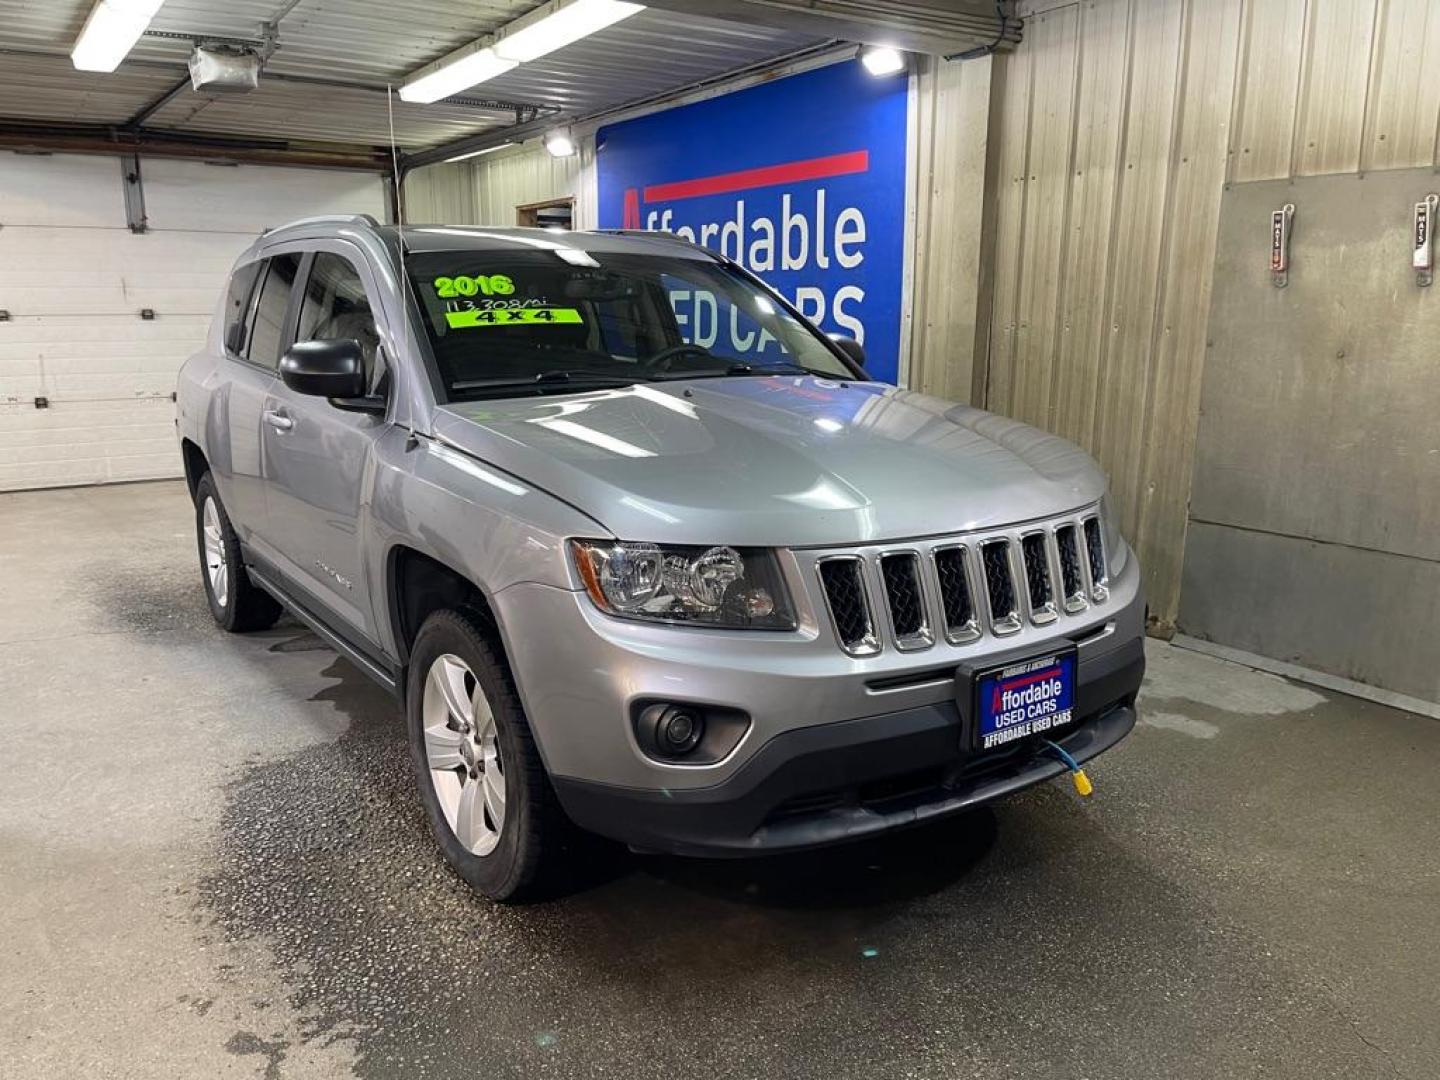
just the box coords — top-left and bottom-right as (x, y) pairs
(639, 0), (1020, 56)
(0, 121), (392, 171)
(121, 74), (192, 129)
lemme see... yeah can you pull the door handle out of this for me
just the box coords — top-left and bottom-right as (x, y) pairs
(263, 409), (293, 432)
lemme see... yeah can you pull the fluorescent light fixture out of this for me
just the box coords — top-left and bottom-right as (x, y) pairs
(494, 0), (644, 63)
(399, 47), (517, 104)
(71, 0), (165, 73)
(444, 142), (513, 163)
(400, 0), (643, 102)
(860, 46), (906, 77)
(544, 130), (577, 157)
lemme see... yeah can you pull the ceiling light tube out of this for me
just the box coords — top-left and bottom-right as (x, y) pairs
(400, 47), (517, 104)
(493, 0), (645, 64)
(71, 0), (166, 73)
(400, 0), (644, 103)
(444, 142), (514, 163)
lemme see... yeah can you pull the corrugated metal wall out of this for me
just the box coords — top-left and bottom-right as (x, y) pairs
(403, 142), (596, 228)
(907, 54), (995, 403)
(983, 0), (1440, 629)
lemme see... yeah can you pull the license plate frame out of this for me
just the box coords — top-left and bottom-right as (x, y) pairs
(971, 647), (1078, 752)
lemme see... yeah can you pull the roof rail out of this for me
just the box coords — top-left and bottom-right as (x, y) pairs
(261, 213), (382, 235)
(589, 228), (697, 245)
(586, 228), (721, 258)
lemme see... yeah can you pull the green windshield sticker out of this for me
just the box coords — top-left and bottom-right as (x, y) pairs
(445, 307), (583, 329)
(434, 274), (515, 299)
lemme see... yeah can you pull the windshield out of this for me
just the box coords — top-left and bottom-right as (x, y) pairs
(406, 247), (853, 401)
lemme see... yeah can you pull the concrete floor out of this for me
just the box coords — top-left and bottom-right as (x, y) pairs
(2, 480), (1437, 1080)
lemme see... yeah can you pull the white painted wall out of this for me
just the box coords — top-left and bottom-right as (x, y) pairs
(0, 153), (385, 490)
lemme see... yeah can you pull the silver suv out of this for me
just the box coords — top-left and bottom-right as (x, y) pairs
(176, 214), (1144, 901)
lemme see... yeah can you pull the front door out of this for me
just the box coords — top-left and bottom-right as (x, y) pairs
(261, 243), (389, 646)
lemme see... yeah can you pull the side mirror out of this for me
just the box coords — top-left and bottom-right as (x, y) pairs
(280, 339), (366, 399)
(827, 333), (866, 371)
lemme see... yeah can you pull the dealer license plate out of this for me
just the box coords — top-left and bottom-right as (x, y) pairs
(974, 648), (1078, 751)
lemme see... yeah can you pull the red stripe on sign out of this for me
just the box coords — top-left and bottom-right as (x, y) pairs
(642, 150), (870, 203)
(1002, 667), (1063, 693)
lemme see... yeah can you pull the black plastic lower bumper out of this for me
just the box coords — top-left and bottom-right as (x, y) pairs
(554, 635), (1145, 857)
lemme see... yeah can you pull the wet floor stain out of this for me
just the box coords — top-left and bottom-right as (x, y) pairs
(225, 1030), (290, 1080)
(80, 561), (216, 637)
(196, 658), (1388, 1080)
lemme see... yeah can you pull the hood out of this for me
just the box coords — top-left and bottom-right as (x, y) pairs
(431, 378), (1106, 547)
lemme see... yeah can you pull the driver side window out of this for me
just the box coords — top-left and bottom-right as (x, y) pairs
(659, 272), (784, 365)
(297, 252), (383, 391)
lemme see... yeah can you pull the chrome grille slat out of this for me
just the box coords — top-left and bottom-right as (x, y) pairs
(1020, 531), (1058, 625)
(810, 507), (1111, 655)
(1082, 515), (1108, 600)
(877, 551), (932, 651)
(1055, 524), (1088, 612)
(932, 545), (979, 644)
(979, 539), (1022, 634)
(817, 556), (880, 656)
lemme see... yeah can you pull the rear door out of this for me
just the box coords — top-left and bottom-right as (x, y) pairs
(260, 243), (390, 644)
(217, 252), (302, 540)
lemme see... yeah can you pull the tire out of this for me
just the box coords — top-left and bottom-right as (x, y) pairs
(194, 472), (282, 633)
(406, 609), (569, 902)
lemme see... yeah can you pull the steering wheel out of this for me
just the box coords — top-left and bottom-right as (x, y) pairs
(639, 342), (715, 377)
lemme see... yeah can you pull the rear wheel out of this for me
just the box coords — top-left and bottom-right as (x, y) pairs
(406, 609), (567, 901)
(194, 472), (281, 633)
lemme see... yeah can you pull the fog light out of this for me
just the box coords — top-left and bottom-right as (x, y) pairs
(659, 706), (704, 755)
(633, 701), (750, 764)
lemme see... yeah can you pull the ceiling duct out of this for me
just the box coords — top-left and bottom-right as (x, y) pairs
(639, 0), (1019, 56)
(188, 46), (261, 93)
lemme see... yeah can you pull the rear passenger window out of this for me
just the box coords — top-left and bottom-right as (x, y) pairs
(222, 262), (261, 355)
(245, 253), (302, 369)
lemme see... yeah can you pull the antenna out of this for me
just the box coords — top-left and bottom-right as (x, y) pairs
(386, 83), (414, 433)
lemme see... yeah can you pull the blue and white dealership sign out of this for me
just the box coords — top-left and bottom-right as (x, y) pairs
(597, 60), (909, 383)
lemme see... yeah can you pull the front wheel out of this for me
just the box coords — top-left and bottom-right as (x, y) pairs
(194, 472), (281, 633)
(406, 609), (568, 902)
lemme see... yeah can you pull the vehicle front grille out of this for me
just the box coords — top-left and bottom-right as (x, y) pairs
(1020, 533), (1056, 622)
(810, 507), (1110, 656)
(1083, 515), (1107, 596)
(1055, 524), (1085, 609)
(933, 546), (978, 642)
(817, 556), (877, 655)
(878, 552), (928, 647)
(980, 540), (1019, 632)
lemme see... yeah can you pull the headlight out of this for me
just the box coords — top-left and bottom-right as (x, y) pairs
(570, 540), (797, 629)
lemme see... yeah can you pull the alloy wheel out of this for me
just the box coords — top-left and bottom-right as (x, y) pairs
(422, 653), (506, 856)
(201, 496), (229, 608)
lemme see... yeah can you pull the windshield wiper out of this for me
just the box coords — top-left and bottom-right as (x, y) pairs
(647, 360), (816, 381)
(452, 370), (642, 397)
(724, 362), (814, 376)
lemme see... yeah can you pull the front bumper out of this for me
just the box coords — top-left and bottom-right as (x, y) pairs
(551, 633), (1144, 857)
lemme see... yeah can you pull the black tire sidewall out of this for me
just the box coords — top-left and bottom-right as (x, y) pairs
(194, 473), (239, 630)
(406, 611), (537, 900)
